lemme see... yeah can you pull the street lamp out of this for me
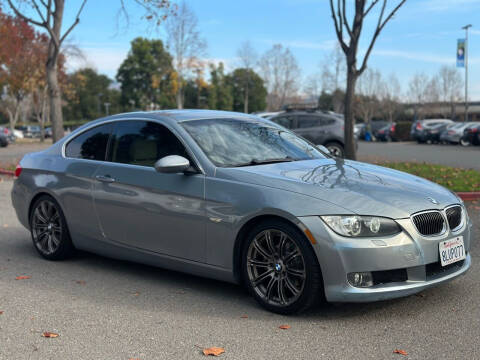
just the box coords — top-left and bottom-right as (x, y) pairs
(104, 102), (111, 116)
(462, 24), (472, 121)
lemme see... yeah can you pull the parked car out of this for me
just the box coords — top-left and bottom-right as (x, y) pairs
(410, 119), (454, 143)
(11, 128), (24, 139)
(357, 120), (389, 140)
(44, 127), (53, 138)
(0, 133), (7, 147)
(376, 123), (397, 142)
(22, 125), (41, 138)
(269, 111), (346, 157)
(460, 123), (480, 146)
(423, 122), (456, 144)
(0, 126), (16, 143)
(11, 110), (471, 314)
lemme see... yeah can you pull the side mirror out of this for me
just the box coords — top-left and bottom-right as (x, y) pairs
(317, 145), (331, 155)
(154, 155), (191, 174)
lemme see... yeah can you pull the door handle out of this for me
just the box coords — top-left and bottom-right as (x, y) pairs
(96, 175), (115, 183)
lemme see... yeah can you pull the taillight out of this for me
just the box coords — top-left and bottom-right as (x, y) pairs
(14, 164), (22, 178)
(416, 123), (422, 130)
(472, 128), (479, 133)
(390, 124), (395, 132)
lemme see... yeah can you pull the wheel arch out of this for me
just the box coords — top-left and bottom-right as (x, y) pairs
(232, 213), (318, 284)
(27, 190), (63, 227)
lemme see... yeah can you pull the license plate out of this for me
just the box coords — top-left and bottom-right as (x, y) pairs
(439, 236), (466, 267)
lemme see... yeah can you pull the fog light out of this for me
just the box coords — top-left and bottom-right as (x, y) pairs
(347, 272), (373, 287)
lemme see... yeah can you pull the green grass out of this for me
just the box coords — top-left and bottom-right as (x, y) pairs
(377, 162), (480, 192)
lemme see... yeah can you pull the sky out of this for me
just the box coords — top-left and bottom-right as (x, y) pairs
(57, 0), (480, 100)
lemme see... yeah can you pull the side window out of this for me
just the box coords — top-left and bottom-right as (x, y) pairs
(109, 121), (190, 167)
(271, 116), (294, 129)
(65, 123), (113, 160)
(297, 115), (321, 128)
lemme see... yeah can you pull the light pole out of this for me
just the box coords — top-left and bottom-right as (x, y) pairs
(104, 102), (111, 116)
(462, 24), (472, 121)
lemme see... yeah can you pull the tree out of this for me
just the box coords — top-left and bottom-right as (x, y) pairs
(0, 10), (51, 134)
(229, 68), (267, 113)
(329, 0), (406, 159)
(259, 44), (301, 110)
(4, 0), (173, 142)
(64, 68), (121, 123)
(408, 72), (429, 120)
(356, 68), (382, 126)
(320, 44), (346, 113)
(116, 37), (175, 111)
(437, 65), (463, 119)
(379, 73), (401, 123)
(236, 41), (258, 113)
(166, 1), (207, 109)
(208, 62), (233, 111)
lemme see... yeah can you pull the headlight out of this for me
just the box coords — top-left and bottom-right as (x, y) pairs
(321, 215), (401, 237)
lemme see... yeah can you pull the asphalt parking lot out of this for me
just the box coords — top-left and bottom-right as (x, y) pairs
(358, 141), (480, 170)
(0, 178), (479, 359)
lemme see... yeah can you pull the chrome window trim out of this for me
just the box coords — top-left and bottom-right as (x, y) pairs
(410, 204), (466, 238)
(61, 117), (205, 175)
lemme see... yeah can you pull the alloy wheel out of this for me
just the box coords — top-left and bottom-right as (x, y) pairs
(32, 200), (62, 255)
(246, 229), (306, 307)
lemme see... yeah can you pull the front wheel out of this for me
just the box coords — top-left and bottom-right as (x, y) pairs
(29, 195), (75, 260)
(242, 220), (324, 314)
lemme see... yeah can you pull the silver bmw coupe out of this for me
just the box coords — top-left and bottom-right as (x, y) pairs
(11, 110), (472, 314)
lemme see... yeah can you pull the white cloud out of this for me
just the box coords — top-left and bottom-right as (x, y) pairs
(66, 46), (129, 78)
(259, 38), (336, 51)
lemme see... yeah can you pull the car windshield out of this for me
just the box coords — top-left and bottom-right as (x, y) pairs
(181, 118), (327, 167)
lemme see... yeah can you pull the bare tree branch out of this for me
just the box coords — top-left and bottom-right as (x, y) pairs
(358, 0), (406, 74)
(341, 0), (353, 37)
(363, 0), (380, 17)
(59, 0), (87, 45)
(329, 0), (348, 53)
(7, 0), (45, 27)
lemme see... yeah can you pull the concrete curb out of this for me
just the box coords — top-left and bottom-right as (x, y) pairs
(457, 192), (480, 201)
(0, 169), (15, 176)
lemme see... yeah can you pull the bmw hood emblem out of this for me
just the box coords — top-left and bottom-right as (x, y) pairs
(427, 197), (439, 204)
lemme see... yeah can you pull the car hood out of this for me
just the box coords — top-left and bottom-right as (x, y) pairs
(216, 158), (460, 219)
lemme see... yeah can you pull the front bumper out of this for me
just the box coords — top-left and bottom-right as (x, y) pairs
(299, 214), (473, 302)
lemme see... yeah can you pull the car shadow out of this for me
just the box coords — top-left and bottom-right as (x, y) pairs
(3, 231), (457, 323)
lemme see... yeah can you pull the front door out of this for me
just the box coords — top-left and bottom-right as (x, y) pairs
(92, 120), (206, 262)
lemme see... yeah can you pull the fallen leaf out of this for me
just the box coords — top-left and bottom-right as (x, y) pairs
(3, 224), (8, 228)
(240, 315), (248, 319)
(42, 332), (59, 338)
(279, 325), (291, 330)
(393, 349), (408, 356)
(75, 280), (86, 285)
(133, 291), (140, 296)
(15, 275), (31, 280)
(202, 347), (225, 356)
(0, 311), (3, 315)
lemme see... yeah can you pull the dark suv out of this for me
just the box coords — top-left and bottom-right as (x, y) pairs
(269, 111), (346, 157)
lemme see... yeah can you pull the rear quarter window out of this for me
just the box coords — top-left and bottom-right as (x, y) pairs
(65, 123), (113, 161)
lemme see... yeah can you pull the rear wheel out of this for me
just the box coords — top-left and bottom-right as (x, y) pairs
(324, 142), (344, 158)
(241, 220), (324, 314)
(29, 195), (75, 260)
(460, 138), (470, 147)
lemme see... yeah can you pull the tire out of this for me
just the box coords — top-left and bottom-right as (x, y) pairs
(29, 195), (75, 260)
(460, 138), (470, 147)
(241, 219), (324, 314)
(324, 142), (344, 158)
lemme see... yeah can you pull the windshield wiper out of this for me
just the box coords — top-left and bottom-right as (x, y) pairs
(233, 157), (295, 167)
